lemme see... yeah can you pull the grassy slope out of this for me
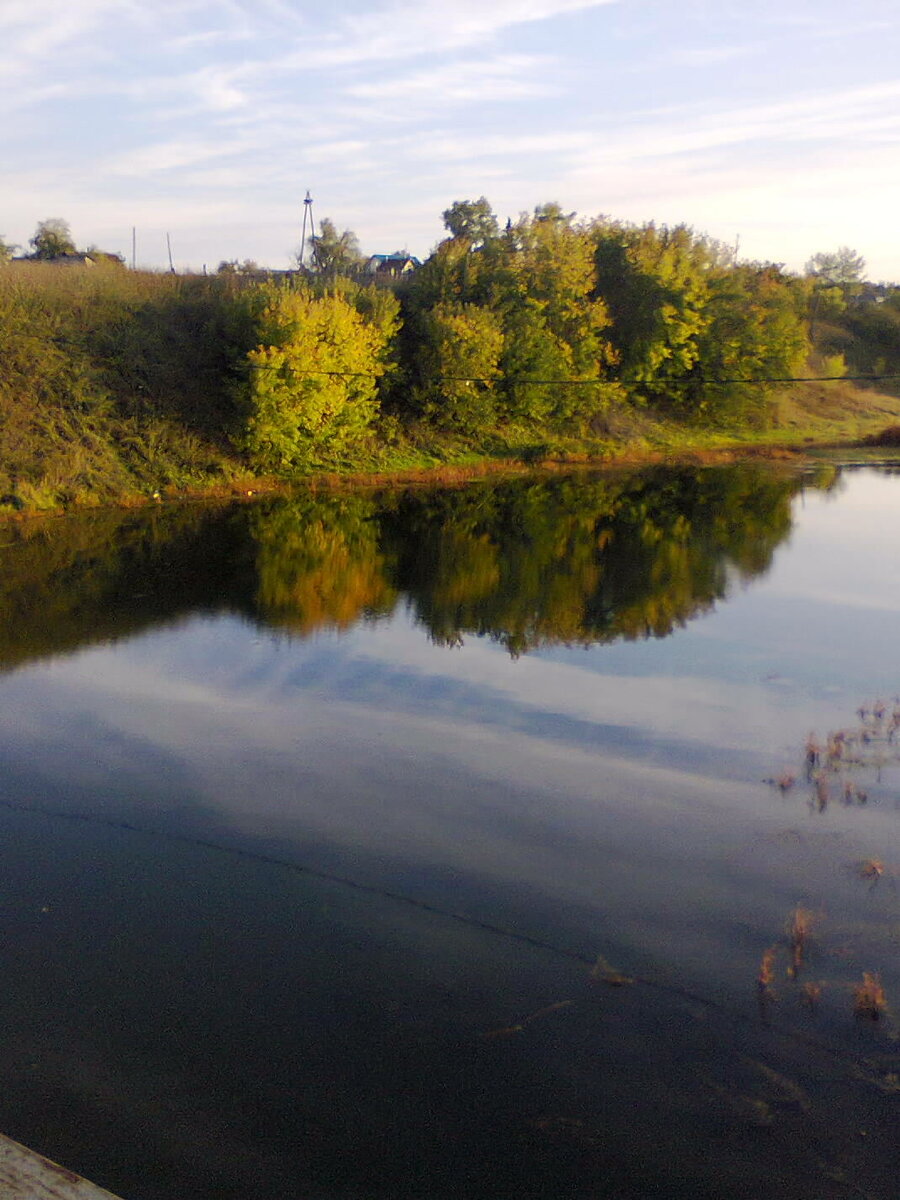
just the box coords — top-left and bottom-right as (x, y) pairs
(773, 381), (900, 441)
(4, 379), (900, 519)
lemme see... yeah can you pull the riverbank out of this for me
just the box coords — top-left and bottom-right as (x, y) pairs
(3, 375), (899, 521)
(3, 245), (897, 518)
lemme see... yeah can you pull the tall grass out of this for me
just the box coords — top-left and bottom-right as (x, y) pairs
(0, 263), (248, 509)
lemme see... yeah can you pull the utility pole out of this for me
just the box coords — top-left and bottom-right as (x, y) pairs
(298, 190), (317, 271)
(166, 232), (175, 274)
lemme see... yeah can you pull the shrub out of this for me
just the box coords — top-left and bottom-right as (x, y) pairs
(240, 284), (391, 472)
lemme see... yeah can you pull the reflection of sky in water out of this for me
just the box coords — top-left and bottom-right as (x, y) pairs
(2, 468), (900, 1197)
(2, 470), (898, 973)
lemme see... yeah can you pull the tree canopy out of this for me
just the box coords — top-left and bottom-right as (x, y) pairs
(304, 218), (364, 277)
(804, 247), (866, 287)
(442, 197), (499, 246)
(29, 218), (77, 260)
(217, 259), (262, 275)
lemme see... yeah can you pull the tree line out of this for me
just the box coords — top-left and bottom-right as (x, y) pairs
(234, 198), (885, 467)
(0, 199), (893, 508)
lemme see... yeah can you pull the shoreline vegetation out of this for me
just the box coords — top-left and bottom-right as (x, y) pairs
(3, 201), (900, 517)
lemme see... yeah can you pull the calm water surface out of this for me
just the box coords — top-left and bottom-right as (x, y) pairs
(1, 463), (899, 1198)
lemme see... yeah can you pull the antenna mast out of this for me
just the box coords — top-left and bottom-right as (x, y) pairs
(299, 190), (317, 271)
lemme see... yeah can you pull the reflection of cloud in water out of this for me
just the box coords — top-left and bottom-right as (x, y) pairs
(0, 625), (848, 845)
(759, 470), (900, 613)
(9, 610), (814, 770)
(0, 631), (802, 980)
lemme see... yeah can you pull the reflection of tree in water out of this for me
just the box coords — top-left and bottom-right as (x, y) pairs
(252, 494), (396, 634)
(379, 466), (804, 654)
(0, 505), (253, 671)
(0, 464), (814, 671)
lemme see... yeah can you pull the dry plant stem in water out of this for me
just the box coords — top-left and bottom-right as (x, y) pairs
(787, 907), (814, 979)
(855, 858), (885, 882)
(801, 981), (823, 1011)
(481, 1000), (573, 1039)
(853, 973), (887, 1021)
(758, 946), (778, 996)
(589, 954), (635, 987)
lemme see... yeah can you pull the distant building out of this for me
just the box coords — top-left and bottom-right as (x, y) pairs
(11, 252), (125, 268)
(365, 253), (421, 279)
(853, 283), (892, 306)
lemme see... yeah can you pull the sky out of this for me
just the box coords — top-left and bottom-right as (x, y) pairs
(3, 0), (899, 277)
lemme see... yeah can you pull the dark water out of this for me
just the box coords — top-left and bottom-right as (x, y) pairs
(1, 463), (900, 1198)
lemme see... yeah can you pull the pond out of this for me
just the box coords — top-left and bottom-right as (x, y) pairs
(1, 462), (899, 1198)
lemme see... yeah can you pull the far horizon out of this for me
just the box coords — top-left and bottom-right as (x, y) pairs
(4, 1), (900, 280)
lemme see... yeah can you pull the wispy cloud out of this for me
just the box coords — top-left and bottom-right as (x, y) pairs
(577, 81), (900, 165)
(167, 27), (255, 52)
(1, 0), (898, 277)
(288, 0), (617, 68)
(405, 129), (593, 164)
(346, 54), (557, 104)
(109, 137), (255, 177)
(666, 44), (755, 67)
(0, 0), (121, 86)
(182, 64), (252, 112)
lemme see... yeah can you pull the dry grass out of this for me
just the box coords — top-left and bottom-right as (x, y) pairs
(481, 999), (573, 1039)
(778, 379), (900, 440)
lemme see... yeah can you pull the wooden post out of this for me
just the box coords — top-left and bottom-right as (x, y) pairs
(0, 1133), (124, 1199)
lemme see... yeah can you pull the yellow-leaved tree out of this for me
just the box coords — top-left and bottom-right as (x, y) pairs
(242, 284), (392, 472)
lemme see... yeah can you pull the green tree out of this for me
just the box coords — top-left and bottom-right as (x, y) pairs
(218, 259), (261, 275)
(442, 197), (499, 246)
(0, 236), (16, 264)
(690, 264), (809, 425)
(29, 218), (77, 260)
(493, 210), (615, 424)
(531, 201), (576, 227)
(837, 303), (900, 388)
(499, 304), (586, 424)
(591, 221), (712, 396)
(403, 201), (618, 431)
(804, 247), (866, 287)
(416, 303), (504, 433)
(305, 218), (363, 277)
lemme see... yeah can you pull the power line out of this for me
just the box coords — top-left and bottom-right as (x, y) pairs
(244, 365), (900, 387)
(8, 332), (900, 388)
